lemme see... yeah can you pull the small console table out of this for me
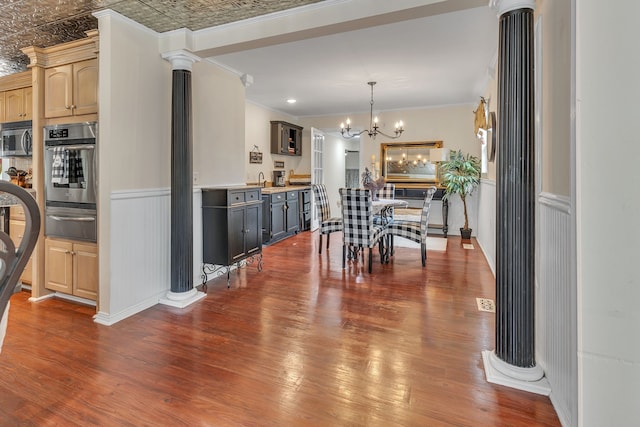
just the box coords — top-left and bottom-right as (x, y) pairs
(394, 186), (449, 237)
(201, 186), (263, 288)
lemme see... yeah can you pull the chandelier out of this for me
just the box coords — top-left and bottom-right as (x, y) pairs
(340, 81), (404, 139)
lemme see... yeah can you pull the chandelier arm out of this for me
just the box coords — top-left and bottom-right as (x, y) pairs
(341, 129), (368, 139)
(375, 130), (402, 139)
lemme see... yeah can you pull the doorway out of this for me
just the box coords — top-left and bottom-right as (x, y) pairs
(345, 150), (359, 188)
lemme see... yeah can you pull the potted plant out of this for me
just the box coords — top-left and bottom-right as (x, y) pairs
(439, 150), (481, 240)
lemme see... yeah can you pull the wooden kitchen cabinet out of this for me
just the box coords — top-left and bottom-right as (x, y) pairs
(44, 58), (98, 118)
(4, 87), (32, 121)
(0, 92), (5, 122)
(9, 206), (33, 285)
(45, 237), (98, 301)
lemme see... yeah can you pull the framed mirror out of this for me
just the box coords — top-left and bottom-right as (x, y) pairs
(380, 141), (444, 184)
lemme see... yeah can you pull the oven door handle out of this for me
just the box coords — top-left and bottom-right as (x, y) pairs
(45, 145), (95, 151)
(49, 215), (96, 222)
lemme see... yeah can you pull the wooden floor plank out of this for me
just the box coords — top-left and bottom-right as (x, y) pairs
(0, 231), (560, 426)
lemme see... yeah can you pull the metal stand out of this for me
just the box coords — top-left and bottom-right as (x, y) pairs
(201, 253), (263, 291)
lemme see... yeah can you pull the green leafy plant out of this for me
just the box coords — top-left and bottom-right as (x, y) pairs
(439, 150), (481, 231)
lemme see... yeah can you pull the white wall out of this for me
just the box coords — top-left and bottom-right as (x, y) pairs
(577, 0), (640, 425)
(245, 102), (307, 186)
(95, 11), (172, 323)
(193, 61), (247, 187)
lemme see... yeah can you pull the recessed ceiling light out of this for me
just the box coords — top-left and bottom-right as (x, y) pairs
(286, 99), (297, 104)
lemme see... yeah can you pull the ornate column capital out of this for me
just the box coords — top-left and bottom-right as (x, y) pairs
(489, 0), (535, 16)
(161, 50), (201, 71)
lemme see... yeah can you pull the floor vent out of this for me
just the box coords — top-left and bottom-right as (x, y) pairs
(476, 298), (496, 313)
(463, 243), (474, 250)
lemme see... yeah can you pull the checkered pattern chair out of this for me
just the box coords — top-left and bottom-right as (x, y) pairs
(339, 188), (387, 273)
(387, 186), (437, 267)
(312, 184), (343, 254)
(373, 183), (396, 225)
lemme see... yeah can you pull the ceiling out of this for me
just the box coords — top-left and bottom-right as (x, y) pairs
(0, 0), (498, 119)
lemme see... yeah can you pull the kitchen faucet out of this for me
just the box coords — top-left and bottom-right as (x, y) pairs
(258, 171), (266, 188)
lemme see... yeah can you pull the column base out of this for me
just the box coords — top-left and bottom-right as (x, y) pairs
(159, 288), (206, 308)
(482, 350), (551, 395)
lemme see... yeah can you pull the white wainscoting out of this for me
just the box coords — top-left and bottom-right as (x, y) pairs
(537, 192), (576, 427)
(95, 188), (171, 325)
(95, 187), (206, 325)
(476, 179), (496, 274)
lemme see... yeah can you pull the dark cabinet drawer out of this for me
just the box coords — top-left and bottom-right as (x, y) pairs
(229, 191), (246, 204)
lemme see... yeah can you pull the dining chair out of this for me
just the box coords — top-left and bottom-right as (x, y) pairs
(339, 188), (387, 273)
(387, 186), (437, 267)
(311, 184), (343, 254)
(0, 183), (41, 353)
(373, 183), (396, 225)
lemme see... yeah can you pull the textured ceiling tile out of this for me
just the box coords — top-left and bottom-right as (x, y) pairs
(0, 0), (322, 77)
(110, 0), (182, 33)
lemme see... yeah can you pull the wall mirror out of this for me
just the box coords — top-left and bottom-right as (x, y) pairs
(380, 141), (444, 184)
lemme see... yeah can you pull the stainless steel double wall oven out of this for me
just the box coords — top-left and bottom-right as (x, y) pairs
(44, 122), (97, 242)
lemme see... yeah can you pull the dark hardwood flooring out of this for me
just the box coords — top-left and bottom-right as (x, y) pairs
(0, 231), (560, 426)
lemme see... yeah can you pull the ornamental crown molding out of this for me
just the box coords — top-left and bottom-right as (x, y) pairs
(21, 30), (99, 68)
(489, 0), (536, 16)
(161, 50), (201, 71)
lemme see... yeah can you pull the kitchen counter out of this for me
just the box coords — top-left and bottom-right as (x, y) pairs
(0, 187), (36, 207)
(258, 185), (311, 194)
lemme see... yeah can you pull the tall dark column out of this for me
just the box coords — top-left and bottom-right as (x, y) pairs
(170, 68), (193, 294)
(160, 51), (206, 308)
(483, 0), (548, 393)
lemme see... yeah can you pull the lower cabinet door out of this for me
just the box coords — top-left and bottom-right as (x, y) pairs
(45, 238), (98, 301)
(271, 201), (287, 241)
(73, 242), (98, 300)
(245, 203), (262, 255)
(45, 238), (74, 294)
(229, 207), (246, 263)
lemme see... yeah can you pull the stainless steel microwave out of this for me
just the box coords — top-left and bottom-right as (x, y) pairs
(0, 120), (32, 157)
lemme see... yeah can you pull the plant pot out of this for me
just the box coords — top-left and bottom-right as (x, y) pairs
(460, 228), (472, 240)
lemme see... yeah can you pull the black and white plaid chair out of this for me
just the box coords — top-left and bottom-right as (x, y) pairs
(339, 188), (387, 273)
(311, 184), (343, 254)
(387, 186), (437, 267)
(373, 183), (396, 225)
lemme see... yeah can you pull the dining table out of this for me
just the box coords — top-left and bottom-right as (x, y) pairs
(372, 198), (408, 262)
(337, 194), (409, 265)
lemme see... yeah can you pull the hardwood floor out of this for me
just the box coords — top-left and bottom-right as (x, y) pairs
(0, 231), (560, 426)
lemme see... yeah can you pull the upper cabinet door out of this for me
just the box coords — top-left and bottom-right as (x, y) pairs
(23, 86), (32, 120)
(4, 88), (31, 121)
(73, 59), (98, 116)
(45, 64), (73, 118)
(0, 92), (5, 123)
(44, 59), (98, 118)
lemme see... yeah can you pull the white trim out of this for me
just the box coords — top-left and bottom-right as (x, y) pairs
(47, 292), (97, 307)
(490, 0), (536, 16)
(482, 350), (551, 395)
(161, 50), (201, 71)
(539, 192), (571, 214)
(27, 293), (56, 302)
(159, 289), (206, 308)
(93, 292), (165, 326)
(93, 9), (159, 38)
(111, 188), (171, 200)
